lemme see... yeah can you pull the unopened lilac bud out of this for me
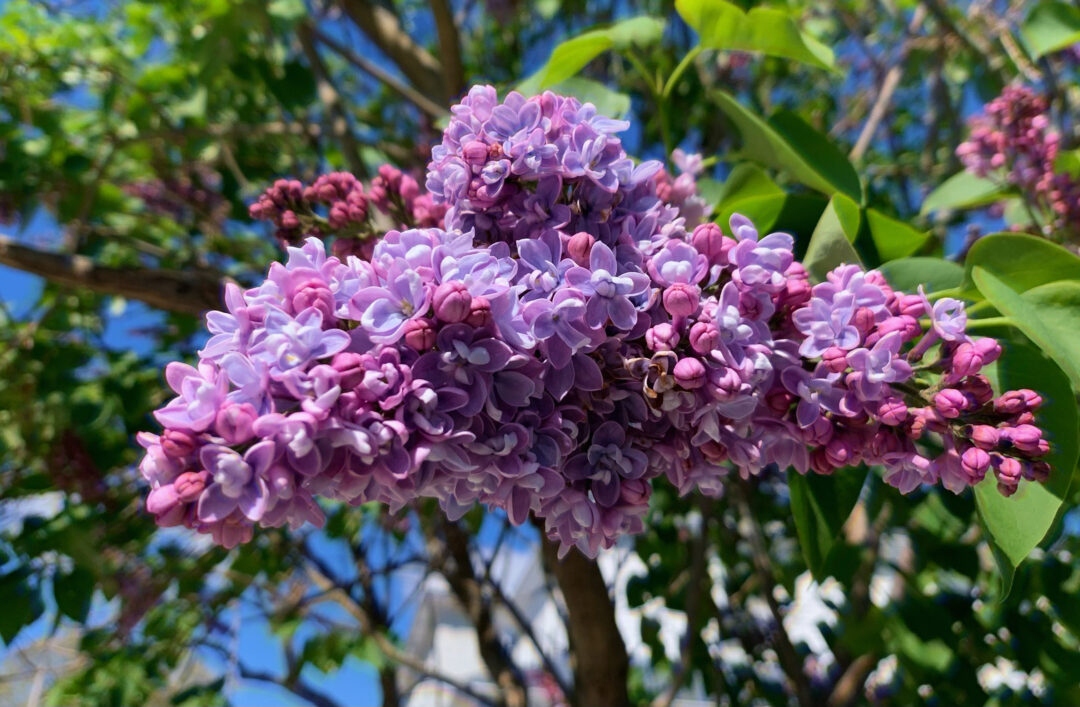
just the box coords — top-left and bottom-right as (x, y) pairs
(994, 390), (1040, 414)
(779, 278), (811, 308)
(960, 375), (994, 406)
(215, 402), (257, 445)
(663, 283), (699, 317)
(465, 297), (493, 328)
(690, 223), (730, 266)
(402, 317), (436, 351)
(462, 140), (490, 166)
(811, 447), (835, 474)
(709, 365), (742, 398)
(994, 455), (1023, 496)
(161, 429), (198, 459)
(961, 446), (991, 481)
(267, 463), (295, 500)
(822, 346), (848, 373)
(619, 478), (651, 506)
(646, 323), (680, 352)
(331, 352), (366, 389)
(1020, 390), (1043, 409)
(825, 435), (857, 468)
(967, 424), (1000, 450)
(934, 389), (971, 418)
(433, 281), (472, 323)
(673, 357), (707, 389)
(280, 210), (300, 230)
(1027, 460), (1051, 482)
(852, 307), (876, 336)
(1001, 424), (1044, 454)
(147, 485), (180, 516)
(766, 388), (794, 414)
(174, 470), (210, 503)
(876, 397), (908, 426)
(689, 321), (720, 354)
(895, 294), (926, 317)
(567, 232), (595, 266)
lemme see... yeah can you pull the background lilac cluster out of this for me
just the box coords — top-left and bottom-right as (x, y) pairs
(137, 86), (1050, 557)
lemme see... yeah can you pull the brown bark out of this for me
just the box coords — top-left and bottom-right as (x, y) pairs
(540, 537), (630, 707)
(0, 235), (222, 316)
(429, 0), (465, 98)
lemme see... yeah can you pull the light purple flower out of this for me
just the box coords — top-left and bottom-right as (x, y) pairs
(564, 241), (649, 330)
(846, 331), (913, 400)
(197, 441), (275, 522)
(349, 268), (430, 344)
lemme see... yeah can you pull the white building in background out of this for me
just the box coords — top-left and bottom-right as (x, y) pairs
(397, 541), (716, 707)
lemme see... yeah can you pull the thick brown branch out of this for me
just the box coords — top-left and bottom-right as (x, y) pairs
(439, 521), (529, 707)
(430, 0), (465, 98)
(539, 536), (629, 707)
(336, 0), (447, 103)
(0, 235), (222, 316)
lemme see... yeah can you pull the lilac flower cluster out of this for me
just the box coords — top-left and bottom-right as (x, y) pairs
(248, 166), (447, 257)
(956, 85), (1080, 242)
(138, 87), (1050, 557)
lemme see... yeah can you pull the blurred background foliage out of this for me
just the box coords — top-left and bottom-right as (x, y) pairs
(2, 0), (1080, 705)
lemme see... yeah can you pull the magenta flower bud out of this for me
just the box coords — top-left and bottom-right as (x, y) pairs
(895, 293), (926, 318)
(993, 455), (1023, 496)
(872, 315), (920, 343)
(402, 317), (437, 351)
(967, 424), (1000, 450)
(673, 357), (707, 389)
(663, 283), (699, 317)
(825, 435), (857, 468)
(851, 307), (876, 336)
(1028, 460), (1051, 482)
(779, 278), (811, 308)
(821, 346), (848, 373)
(567, 232), (595, 266)
(709, 365), (742, 398)
(161, 429), (198, 459)
(934, 388), (971, 418)
(146, 485), (180, 516)
(433, 281), (472, 323)
(876, 397), (908, 426)
(331, 352), (366, 389)
(174, 470), (210, 503)
(785, 262), (808, 281)
(1020, 389), (1043, 409)
(961, 446), (991, 481)
(280, 210), (300, 230)
(465, 297), (493, 328)
(690, 223), (730, 266)
(766, 388), (794, 414)
(689, 321), (720, 355)
(646, 323), (680, 352)
(1001, 424), (1044, 454)
(960, 375), (993, 406)
(619, 478), (651, 506)
(462, 140), (490, 166)
(215, 402), (257, 445)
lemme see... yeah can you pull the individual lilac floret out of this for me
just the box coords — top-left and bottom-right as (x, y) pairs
(564, 241), (650, 330)
(846, 332), (913, 401)
(349, 267), (430, 344)
(198, 442), (275, 523)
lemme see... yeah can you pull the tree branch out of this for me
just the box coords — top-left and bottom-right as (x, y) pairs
(0, 235), (222, 316)
(335, 0), (448, 103)
(539, 536), (630, 707)
(430, 0), (466, 98)
(310, 24), (448, 119)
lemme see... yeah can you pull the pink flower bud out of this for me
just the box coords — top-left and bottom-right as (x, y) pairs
(825, 435), (857, 468)
(851, 307), (876, 336)
(433, 281), (472, 323)
(688, 321), (720, 355)
(876, 397), (908, 426)
(402, 317), (436, 351)
(690, 223), (730, 266)
(331, 352), (366, 389)
(646, 323), (680, 352)
(967, 424), (1000, 450)
(567, 232), (595, 266)
(1001, 424), (1044, 454)
(994, 390), (1039, 414)
(1021, 389), (1043, 409)
(174, 470), (210, 503)
(895, 294), (926, 317)
(215, 402), (257, 445)
(465, 297), (493, 328)
(766, 388), (794, 414)
(619, 478), (651, 506)
(993, 455), (1023, 496)
(961, 446), (991, 481)
(822, 346), (848, 373)
(462, 140), (490, 166)
(663, 283), (699, 317)
(709, 365), (742, 398)
(161, 429), (198, 459)
(934, 388), (971, 418)
(959, 374), (993, 406)
(673, 357), (707, 389)
(779, 278), (811, 308)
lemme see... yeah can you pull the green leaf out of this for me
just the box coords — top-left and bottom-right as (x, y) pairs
(711, 163), (783, 207)
(975, 339), (1079, 596)
(266, 0), (306, 21)
(1021, 1), (1080, 59)
(878, 257), (963, 294)
(920, 171), (1007, 215)
(962, 232), (1080, 300)
(54, 566), (95, 623)
(787, 468), (868, 581)
(864, 208), (930, 261)
(0, 569), (44, 644)
(713, 91), (861, 201)
(802, 194), (862, 281)
(522, 76), (630, 118)
(1053, 148), (1080, 179)
(519, 16), (665, 91)
(716, 193), (826, 240)
(675, 0), (836, 71)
